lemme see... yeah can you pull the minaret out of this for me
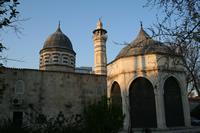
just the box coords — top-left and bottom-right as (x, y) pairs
(92, 20), (108, 75)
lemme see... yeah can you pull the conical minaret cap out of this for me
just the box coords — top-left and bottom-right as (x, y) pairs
(93, 20), (107, 34)
(97, 20), (103, 29)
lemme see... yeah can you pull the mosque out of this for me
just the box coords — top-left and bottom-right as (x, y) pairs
(0, 20), (191, 131)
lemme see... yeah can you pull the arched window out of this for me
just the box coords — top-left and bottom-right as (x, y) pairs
(164, 77), (184, 127)
(15, 80), (25, 94)
(129, 77), (157, 128)
(111, 82), (122, 108)
(96, 84), (103, 96)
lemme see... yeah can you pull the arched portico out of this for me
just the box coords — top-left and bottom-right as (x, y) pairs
(111, 81), (122, 108)
(107, 24), (191, 131)
(129, 77), (157, 128)
(164, 76), (184, 127)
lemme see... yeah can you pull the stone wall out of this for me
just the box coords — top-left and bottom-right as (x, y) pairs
(0, 68), (107, 120)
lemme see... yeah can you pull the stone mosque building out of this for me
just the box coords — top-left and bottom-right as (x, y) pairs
(0, 20), (191, 131)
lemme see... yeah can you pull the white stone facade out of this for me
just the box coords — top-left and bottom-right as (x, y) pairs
(107, 53), (191, 130)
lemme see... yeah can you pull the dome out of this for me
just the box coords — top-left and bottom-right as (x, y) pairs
(115, 24), (171, 60)
(43, 26), (73, 50)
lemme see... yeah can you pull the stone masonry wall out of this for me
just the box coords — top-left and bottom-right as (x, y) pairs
(0, 68), (107, 121)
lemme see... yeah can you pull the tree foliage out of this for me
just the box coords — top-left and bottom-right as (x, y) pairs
(0, 0), (27, 103)
(145, 0), (200, 95)
(0, 109), (83, 133)
(83, 96), (125, 133)
(0, 65), (7, 103)
(0, 98), (125, 133)
(0, 0), (22, 35)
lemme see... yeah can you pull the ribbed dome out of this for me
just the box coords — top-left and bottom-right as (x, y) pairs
(115, 25), (171, 60)
(43, 27), (73, 50)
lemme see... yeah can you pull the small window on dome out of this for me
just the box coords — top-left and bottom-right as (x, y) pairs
(49, 56), (52, 63)
(15, 80), (25, 94)
(52, 53), (60, 55)
(44, 54), (50, 56)
(62, 54), (69, 57)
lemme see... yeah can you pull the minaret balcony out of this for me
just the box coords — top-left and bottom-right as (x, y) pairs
(92, 34), (108, 41)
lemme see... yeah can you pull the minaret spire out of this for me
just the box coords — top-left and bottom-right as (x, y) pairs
(99, 16), (102, 21)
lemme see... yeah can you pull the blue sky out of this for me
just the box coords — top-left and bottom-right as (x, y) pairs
(1, 1), (159, 70)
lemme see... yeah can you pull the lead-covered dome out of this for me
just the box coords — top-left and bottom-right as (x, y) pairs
(39, 24), (76, 72)
(43, 27), (73, 50)
(115, 24), (171, 60)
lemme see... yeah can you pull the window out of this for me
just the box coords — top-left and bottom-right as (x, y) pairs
(15, 80), (25, 94)
(52, 53), (60, 55)
(96, 84), (103, 96)
(53, 56), (59, 59)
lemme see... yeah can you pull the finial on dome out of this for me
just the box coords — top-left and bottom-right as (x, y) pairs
(56, 21), (62, 32)
(58, 21), (61, 28)
(140, 21), (143, 28)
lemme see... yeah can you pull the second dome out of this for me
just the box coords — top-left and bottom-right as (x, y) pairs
(43, 26), (73, 50)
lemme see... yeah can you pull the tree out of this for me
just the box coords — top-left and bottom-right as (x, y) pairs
(0, 108), (83, 133)
(0, 0), (27, 61)
(0, 0), (26, 102)
(144, 0), (200, 96)
(0, 0), (22, 35)
(83, 96), (125, 133)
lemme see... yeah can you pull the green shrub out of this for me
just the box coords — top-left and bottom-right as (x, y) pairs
(83, 96), (125, 133)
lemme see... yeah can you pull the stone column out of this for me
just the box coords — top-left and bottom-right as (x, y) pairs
(181, 89), (192, 127)
(154, 86), (167, 129)
(122, 94), (130, 130)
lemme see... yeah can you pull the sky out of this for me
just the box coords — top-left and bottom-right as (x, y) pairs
(1, 1), (160, 70)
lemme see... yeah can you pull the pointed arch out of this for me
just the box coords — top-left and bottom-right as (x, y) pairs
(111, 81), (122, 108)
(164, 76), (184, 127)
(129, 77), (157, 128)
